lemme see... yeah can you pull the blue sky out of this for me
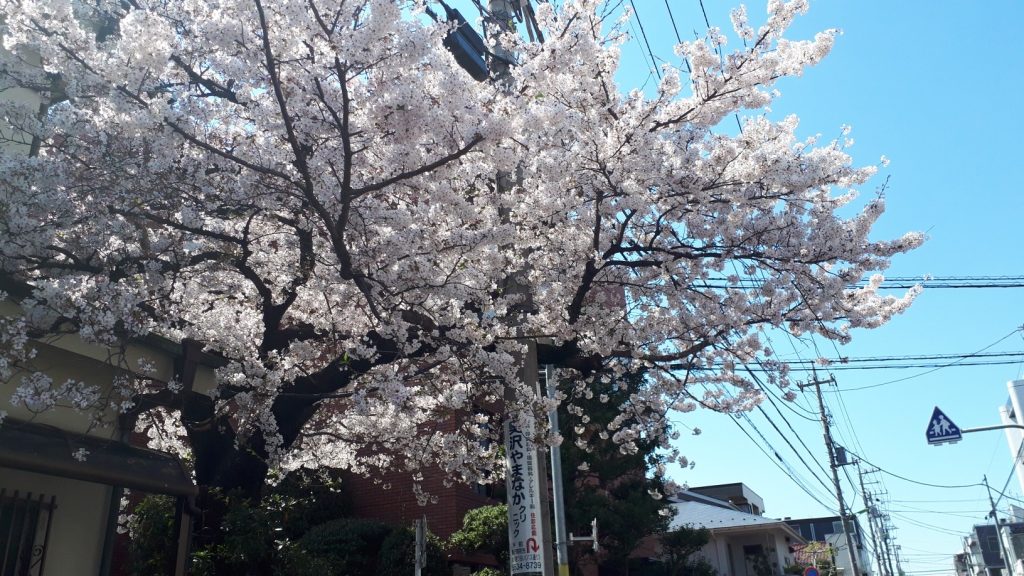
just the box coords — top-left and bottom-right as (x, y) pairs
(610, 1), (1024, 573)
(444, 1), (1023, 573)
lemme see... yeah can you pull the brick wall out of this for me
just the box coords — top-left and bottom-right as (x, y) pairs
(344, 467), (500, 540)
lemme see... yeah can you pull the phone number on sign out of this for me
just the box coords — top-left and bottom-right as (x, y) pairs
(511, 559), (544, 572)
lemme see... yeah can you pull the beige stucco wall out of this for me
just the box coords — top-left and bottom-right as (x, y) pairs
(1, 295), (219, 436)
(1, 340), (123, 438)
(1, 466), (114, 576)
(0, 38), (43, 156)
(0, 309), (207, 576)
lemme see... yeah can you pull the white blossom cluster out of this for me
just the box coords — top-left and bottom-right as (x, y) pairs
(0, 0), (922, 487)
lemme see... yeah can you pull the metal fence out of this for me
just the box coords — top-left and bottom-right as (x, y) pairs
(0, 490), (56, 576)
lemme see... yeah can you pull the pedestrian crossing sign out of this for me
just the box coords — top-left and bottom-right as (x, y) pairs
(926, 406), (962, 445)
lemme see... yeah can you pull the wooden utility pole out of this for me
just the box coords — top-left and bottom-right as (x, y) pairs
(801, 375), (861, 576)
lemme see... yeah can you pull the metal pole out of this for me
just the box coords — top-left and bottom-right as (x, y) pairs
(545, 366), (571, 576)
(963, 424), (1024, 434)
(804, 376), (862, 576)
(415, 516), (425, 576)
(984, 475), (1012, 576)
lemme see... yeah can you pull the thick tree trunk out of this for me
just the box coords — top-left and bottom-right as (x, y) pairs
(182, 395), (273, 575)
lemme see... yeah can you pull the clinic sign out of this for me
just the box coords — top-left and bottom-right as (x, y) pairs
(505, 416), (548, 575)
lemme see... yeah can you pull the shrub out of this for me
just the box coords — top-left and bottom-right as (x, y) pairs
(448, 504), (509, 567)
(297, 517), (394, 576)
(126, 495), (177, 576)
(377, 525), (448, 576)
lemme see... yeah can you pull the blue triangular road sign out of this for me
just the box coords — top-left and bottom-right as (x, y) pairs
(926, 406), (962, 445)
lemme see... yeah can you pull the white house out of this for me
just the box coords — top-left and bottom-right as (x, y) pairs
(666, 490), (807, 576)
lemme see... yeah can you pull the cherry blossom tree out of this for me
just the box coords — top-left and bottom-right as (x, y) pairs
(0, 0), (921, 512)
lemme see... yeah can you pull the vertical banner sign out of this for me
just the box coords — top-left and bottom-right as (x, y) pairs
(505, 415), (547, 575)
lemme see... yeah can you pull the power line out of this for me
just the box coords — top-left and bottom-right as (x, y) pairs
(751, 366), (818, 423)
(813, 359), (1024, 370)
(726, 409), (837, 511)
(889, 511), (966, 537)
(753, 402), (833, 489)
(746, 369), (833, 492)
(661, 0), (692, 74)
(791, 351), (1024, 364)
(838, 328), (1023, 391)
(663, 0), (684, 44)
(847, 450), (983, 490)
(988, 482), (1024, 507)
(697, 382), (837, 512)
(692, 275), (1024, 290)
(629, 0), (662, 81)
(891, 498), (988, 504)
(669, 353), (1024, 374)
(993, 436), (1024, 509)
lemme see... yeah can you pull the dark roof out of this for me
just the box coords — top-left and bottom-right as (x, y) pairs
(671, 490), (741, 510)
(0, 417), (196, 496)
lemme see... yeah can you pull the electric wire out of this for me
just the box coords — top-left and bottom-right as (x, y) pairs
(992, 436), (1024, 509)
(753, 402), (833, 492)
(724, 408), (836, 512)
(735, 410), (838, 510)
(988, 480), (1024, 507)
(752, 369), (819, 422)
(609, 7), (1008, 569)
(662, 0), (691, 73)
(695, 275), (1024, 290)
(838, 328), (1023, 390)
(745, 368), (833, 486)
(888, 511), (966, 537)
(846, 449), (983, 490)
(697, 381), (837, 512)
(628, 0), (662, 81)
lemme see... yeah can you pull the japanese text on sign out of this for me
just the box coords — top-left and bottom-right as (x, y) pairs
(505, 417), (547, 575)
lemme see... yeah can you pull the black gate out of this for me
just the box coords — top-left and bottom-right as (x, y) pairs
(0, 490), (56, 576)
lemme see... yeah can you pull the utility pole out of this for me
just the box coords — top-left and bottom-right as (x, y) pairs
(802, 375), (862, 576)
(984, 475), (1011, 576)
(857, 464), (886, 576)
(486, 2), (554, 575)
(879, 516), (897, 576)
(863, 479), (897, 576)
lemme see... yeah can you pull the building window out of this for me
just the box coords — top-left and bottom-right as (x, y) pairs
(0, 490), (56, 576)
(987, 536), (1000, 553)
(832, 520), (857, 535)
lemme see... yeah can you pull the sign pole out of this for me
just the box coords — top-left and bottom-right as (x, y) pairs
(545, 366), (571, 576)
(925, 407), (1024, 446)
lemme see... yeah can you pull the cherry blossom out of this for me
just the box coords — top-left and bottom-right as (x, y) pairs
(0, 0), (922, 496)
